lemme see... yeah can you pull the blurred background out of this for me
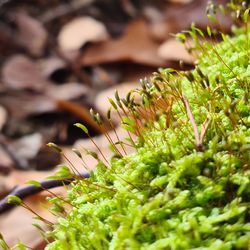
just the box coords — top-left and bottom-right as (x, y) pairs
(0, 0), (229, 248)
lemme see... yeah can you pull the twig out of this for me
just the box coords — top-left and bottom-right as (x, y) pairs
(0, 173), (90, 214)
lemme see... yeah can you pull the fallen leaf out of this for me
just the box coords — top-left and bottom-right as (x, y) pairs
(39, 56), (67, 79)
(0, 105), (7, 131)
(168, 0), (232, 32)
(149, 0), (231, 41)
(15, 13), (48, 56)
(0, 91), (56, 119)
(7, 133), (43, 170)
(1, 55), (49, 91)
(40, 0), (94, 23)
(158, 38), (194, 64)
(81, 19), (168, 67)
(58, 16), (109, 52)
(168, 0), (193, 3)
(46, 82), (88, 100)
(0, 145), (13, 175)
(1, 133), (59, 172)
(91, 66), (116, 89)
(32, 145), (61, 171)
(0, 22), (20, 57)
(121, 64), (157, 83)
(0, 175), (13, 198)
(142, 6), (163, 23)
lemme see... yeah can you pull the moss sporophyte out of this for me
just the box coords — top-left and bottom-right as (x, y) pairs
(3, 1), (250, 250)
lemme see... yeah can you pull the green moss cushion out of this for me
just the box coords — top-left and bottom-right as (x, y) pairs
(46, 28), (250, 250)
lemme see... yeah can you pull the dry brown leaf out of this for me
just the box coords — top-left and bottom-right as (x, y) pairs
(81, 19), (168, 67)
(39, 56), (67, 79)
(1, 55), (49, 91)
(158, 38), (194, 64)
(116, 64), (157, 83)
(33, 145), (61, 171)
(0, 22), (20, 57)
(168, 0), (193, 3)
(1, 134), (60, 171)
(58, 17), (109, 52)
(0, 92), (56, 119)
(149, 0), (230, 42)
(15, 13), (48, 56)
(0, 105), (7, 131)
(0, 146), (13, 176)
(46, 83), (88, 100)
(7, 133), (43, 170)
(0, 175), (13, 198)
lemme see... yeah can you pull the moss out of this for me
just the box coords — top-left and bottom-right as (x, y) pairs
(46, 13), (250, 250)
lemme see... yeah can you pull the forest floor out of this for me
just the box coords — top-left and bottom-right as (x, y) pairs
(0, 0), (229, 248)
